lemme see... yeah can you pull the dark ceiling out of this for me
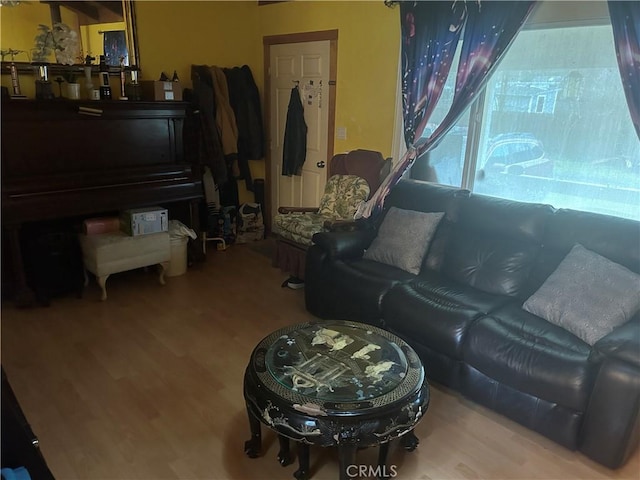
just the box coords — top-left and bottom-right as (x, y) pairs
(41, 1), (124, 25)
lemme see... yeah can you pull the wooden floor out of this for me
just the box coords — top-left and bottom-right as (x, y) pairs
(2, 239), (639, 480)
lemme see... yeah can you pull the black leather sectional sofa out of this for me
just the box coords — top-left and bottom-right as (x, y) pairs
(305, 179), (640, 469)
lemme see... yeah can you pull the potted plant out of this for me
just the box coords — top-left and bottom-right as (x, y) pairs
(31, 23), (79, 65)
(31, 24), (55, 63)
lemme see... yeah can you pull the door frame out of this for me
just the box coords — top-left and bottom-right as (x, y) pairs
(263, 29), (338, 232)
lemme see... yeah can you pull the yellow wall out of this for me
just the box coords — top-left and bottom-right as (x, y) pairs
(134, 1), (265, 202)
(257, 1), (400, 157)
(0, 3), (85, 62)
(136, 1), (399, 157)
(135, 1), (260, 84)
(135, 1), (399, 202)
(0, 2), (54, 62)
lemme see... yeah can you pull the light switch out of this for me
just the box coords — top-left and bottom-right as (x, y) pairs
(336, 127), (347, 140)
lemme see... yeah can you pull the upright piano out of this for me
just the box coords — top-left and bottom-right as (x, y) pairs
(1, 100), (203, 306)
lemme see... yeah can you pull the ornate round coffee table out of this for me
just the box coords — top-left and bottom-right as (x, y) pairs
(243, 320), (429, 480)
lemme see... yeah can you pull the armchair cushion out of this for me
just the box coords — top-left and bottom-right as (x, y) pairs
(274, 212), (326, 246)
(318, 175), (371, 219)
(275, 174), (371, 247)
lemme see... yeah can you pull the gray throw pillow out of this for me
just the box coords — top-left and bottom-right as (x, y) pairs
(522, 244), (640, 345)
(363, 207), (444, 275)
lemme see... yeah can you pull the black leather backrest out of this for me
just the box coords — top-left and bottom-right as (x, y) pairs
(385, 179), (469, 218)
(384, 179), (470, 272)
(527, 208), (640, 295)
(443, 192), (554, 297)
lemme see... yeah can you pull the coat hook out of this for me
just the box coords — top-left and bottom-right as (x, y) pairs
(293, 80), (299, 87)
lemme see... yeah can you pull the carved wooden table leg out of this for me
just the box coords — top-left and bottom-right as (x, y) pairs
(244, 407), (262, 458)
(400, 430), (419, 451)
(293, 443), (309, 480)
(278, 435), (293, 466)
(338, 444), (357, 480)
(377, 441), (390, 479)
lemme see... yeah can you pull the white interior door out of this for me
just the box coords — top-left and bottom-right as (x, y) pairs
(269, 40), (331, 215)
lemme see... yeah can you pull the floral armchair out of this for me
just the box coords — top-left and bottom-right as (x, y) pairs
(273, 149), (391, 287)
(274, 175), (371, 246)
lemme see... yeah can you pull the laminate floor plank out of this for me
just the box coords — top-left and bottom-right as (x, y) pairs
(2, 240), (638, 479)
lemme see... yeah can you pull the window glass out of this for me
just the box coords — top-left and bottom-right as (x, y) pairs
(411, 21), (639, 221)
(473, 25), (639, 220)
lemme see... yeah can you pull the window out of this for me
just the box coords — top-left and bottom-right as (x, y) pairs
(406, 11), (640, 221)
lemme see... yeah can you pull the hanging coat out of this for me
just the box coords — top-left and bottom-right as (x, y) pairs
(223, 65), (265, 191)
(282, 86), (307, 176)
(190, 65), (227, 185)
(210, 66), (239, 158)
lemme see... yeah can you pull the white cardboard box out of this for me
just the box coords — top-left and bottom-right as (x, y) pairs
(120, 207), (168, 236)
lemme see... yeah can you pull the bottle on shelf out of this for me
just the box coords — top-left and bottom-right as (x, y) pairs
(99, 55), (112, 100)
(34, 63), (54, 100)
(84, 54), (95, 99)
(118, 56), (128, 100)
(125, 66), (142, 101)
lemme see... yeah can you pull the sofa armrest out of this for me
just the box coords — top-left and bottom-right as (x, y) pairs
(579, 355), (640, 468)
(579, 317), (640, 468)
(323, 219), (358, 231)
(593, 317), (640, 369)
(278, 206), (319, 214)
(312, 230), (375, 260)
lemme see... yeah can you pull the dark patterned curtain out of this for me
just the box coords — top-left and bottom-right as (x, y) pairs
(356, 0), (537, 219)
(608, 1), (640, 140)
(400, 2), (467, 148)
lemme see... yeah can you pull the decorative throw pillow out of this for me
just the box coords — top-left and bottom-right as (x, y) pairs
(363, 207), (445, 275)
(522, 244), (640, 345)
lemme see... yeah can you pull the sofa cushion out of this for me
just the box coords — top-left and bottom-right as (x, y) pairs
(363, 207), (444, 274)
(463, 303), (593, 411)
(522, 244), (640, 346)
(381, 270), (511, 359)
(443, 232), (542, 297)
(443, 193), (553, 297)
(462, 365), (584, 450)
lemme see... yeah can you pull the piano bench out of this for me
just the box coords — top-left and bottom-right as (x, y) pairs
(79, 231), (171, 301)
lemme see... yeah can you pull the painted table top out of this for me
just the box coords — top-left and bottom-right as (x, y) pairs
(251, 320), (424, 413)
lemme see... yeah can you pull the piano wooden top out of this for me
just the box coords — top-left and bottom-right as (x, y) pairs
(1, 99), (203, 224)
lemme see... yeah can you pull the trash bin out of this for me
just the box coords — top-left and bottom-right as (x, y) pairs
(166, 220), (197, 277)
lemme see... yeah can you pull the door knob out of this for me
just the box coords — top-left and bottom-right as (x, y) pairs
(316, 161), (326, 168)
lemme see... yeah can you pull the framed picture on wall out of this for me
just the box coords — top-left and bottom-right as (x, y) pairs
(103, 30), (129, 66)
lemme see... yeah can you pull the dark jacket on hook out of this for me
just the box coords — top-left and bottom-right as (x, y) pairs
(282, 86), (307, 176)
(224, 65), (265, 191)
(190, 65), (228, 185)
